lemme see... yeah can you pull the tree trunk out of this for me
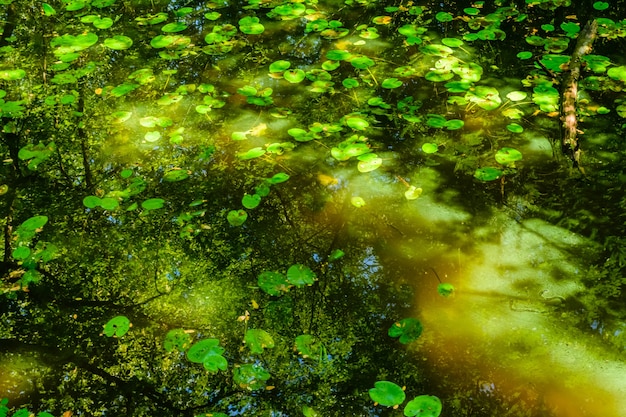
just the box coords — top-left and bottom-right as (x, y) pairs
(561, 19), (598, 171)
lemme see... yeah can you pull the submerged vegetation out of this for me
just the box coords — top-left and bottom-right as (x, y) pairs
(1, 0), (626, 415)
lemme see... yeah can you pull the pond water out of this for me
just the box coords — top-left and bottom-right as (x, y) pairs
(2, 0), (626, 416)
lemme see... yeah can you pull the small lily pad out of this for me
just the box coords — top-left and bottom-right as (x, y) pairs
(351, 196), (366, 207)
(245, 329), (275, 354)
(141, 198), (165, 210)
(103, 315), (130, 337)
(286, 264), (316, 286)
(163, 329), (192, 352)
(422, 143), (438, 154)
(437, 283), (455, 297)
(381, 78), (403, 89)
(404, 186), (423, 201)
(369, 381), (406, 407)
(388, 318), (423, 343)
(242, 193), (261, 209)
(495, 147), (522, 165)
(404, 395), (443, 417)
(227, 209), (247, 226)
(284, 69), (306, 83)
(474, 167), (503, 181)
(162, 169), (189, 182)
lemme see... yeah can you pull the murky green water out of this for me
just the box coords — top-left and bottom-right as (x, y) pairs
(2, 0), (626, 416)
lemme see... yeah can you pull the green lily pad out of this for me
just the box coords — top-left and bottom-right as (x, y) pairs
(425, 70), (454, 82)
(404, 186), (423, 201)
(435, 11), (453, 22)
(141, 198), (165, 210)
(506, 123), (524, 133)
(0, 69), (26, 81)
(357, 153), (382, 172)
(349, 56), (375, 69)
(345, 116), (369, 130)
(444, 119), (464, 130)
(351, 196), (366, 208)
(607, 66), (626, 82)
(495, 147), (522, 165)
(369, 381), (406, 407)
(245, 329), (275, 354)
(242, 193), (261, 209)
(517, 51), (533, 59)
(227, 209), (247, 226)
(233, 363), (270, 390)
(12, 246), (31, 260)
(187, 338), (228, 372)
(163, 329), (192, 352)
(388, 318), (423, 343)
(162, 170), (189, 182)
(404, 395), (443, 417)
(422, 143), (438, 154)
(83, 195), (101, 208)
(593, 1), (609, 10)
(326, 49), (352, 60)
(437, 283), (455, 297)
(104, 35), (133, 50)
(18, 215), (49, 232)
(144, 131), (161, 142)
(382, 78), (403, 89)
(269, 60), (290, 72)
(284, 69), (306, 83)
(474, 167), (503, 181)
(161, 22), (187, 33)
(295, 334), (321, 359)
(287, 264), (316, 286)
(258, 271), (290, 295)
(239, 16), (264, 34)
(342, 78), (360, 88)
(103, 315), (130, 337)
(267, 172), (290, 184)
(93, 17), (114, 29)
(237, 147), (266, 160)
(99, 197), (119, 210)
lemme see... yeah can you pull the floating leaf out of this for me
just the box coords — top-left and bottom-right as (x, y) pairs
(269, 60), (290, 72)
(346, 116), (369, 130)
(295, 334), (320, 358)
(237, 147), (266, 160)
(245, 329), (275, 354)
(517, 51), (533, 60)
(227, 209), (247, 226)
(187, 338), (228, 372)
(388, 318), (423, 343)
(163, 329), (192, 352)
(474, 167), (503, 181)
(382, 78), (403, 89)
(328, 249), (345, 261)
(369, 381), (406, 407)
(242, 193), (261, 209)
(404, 186), (423, 201)
(12, 246), (31, 260)
(144, 131), (161, 142)
(104, 35), (133, 50)
(437, 283), (455, 297)
(267, 172), (290, 184)
(258, 271), (290, 295)
(351, 196), (366, 207)
(422, 143), (438, 154)
(239, 16), (265, 34)
(495, 147), (522, 165)
(233, 363), (270, 390)
(162, 170), (189, 182)
(593, 1), (609, 10)
(103, 315), (130, 337)
(284, 69), (306, 83)
(0, 69), (26, 81)
(18, 215), (49, 232)
(506, 123), (524, 133)
(287, 264), (316, 286)
(357, 153), (382, 173)
(141, 198), (165, 210)
(404, 395), (443, 417)
(162, 22), (187, 33)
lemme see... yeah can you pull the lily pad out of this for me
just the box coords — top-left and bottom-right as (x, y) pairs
(227, 209), (247, 226)
(382, 78), (403, 89)
(258, 271), (290, 295)
(495, 147), (522, 165)
(187, 338), (228, 372)
(237, 147), (266, 160)
(286, 264), (316, 286)
(239, 16), (264, 34)
(163, 329), (192, 352)
(474, 167), (503, 181)
(404, 395), (443, 417)
(284, 69), (306, 83)
(269, 60), (290, 72)
(104, 35), (133, 50)
(345, 116), (369, 130)
(351, 196), (366, 208)
(422, 143), (438, 154)
(161, 22), (187, 33)
(437, 283), (455, 297)
(506, 123), (524, 133)
(162, 170), (189, 182)
(245, 329), (275, 354)
(268, 172), (290, 184)
(103, 315), (130, 337)
(404, 186), (423, 201)
(388, 318), (423, 343)
(242, 193), (261, 209)
(357, 153), (383, 172)
(233, 363), (270, 390)
(369, 381), (406, 407)
(141, 198), (165, 210)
